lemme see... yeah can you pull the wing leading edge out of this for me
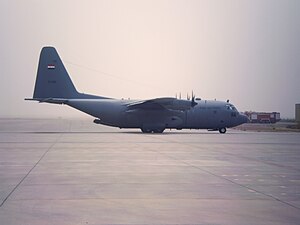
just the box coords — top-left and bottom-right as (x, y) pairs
(126, 97), (197, 111)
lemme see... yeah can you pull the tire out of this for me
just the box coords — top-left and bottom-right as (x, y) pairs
(153, 128), (165, 133)
(141, 128), (165, 133)
(219, 127), (226, 134)
(141, 128), (152, 133)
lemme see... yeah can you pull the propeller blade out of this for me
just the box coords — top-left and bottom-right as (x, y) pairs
(191, 91), (197, 107)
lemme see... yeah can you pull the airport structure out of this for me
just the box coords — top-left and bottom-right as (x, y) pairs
(296, 104), (300, 123)
(244, 111), (280, 123)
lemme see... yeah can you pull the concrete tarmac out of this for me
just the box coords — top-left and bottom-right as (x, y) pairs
(0, 118), (300, 225)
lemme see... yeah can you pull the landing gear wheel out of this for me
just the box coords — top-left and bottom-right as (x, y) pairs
(141, 128), (165, 133)
(219, 127), (226, 134)
(141, 128), (152, 133)
(153, 128), (165, 133)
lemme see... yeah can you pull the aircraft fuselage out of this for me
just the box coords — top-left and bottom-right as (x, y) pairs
(67, 98), (248, 131)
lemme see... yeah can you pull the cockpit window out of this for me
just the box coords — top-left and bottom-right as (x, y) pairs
(226, 104), (232, 110)
(226, 104), (238, 111)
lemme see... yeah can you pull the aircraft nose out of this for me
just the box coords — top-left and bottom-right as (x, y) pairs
(239, 113), (249, 124)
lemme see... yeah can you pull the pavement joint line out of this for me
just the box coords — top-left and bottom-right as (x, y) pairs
(212, 148), (300, 172)
(183, 162), (300, 211)
(0, 134), (62, 208)
(143, 134), (300, 211)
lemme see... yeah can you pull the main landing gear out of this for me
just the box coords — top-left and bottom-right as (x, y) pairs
(141, 128), (165, 133)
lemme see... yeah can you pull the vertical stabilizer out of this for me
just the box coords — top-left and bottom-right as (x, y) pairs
(33, 47), (79, 99)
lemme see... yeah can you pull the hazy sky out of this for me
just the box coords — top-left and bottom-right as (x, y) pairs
(0, 0), (299, 118)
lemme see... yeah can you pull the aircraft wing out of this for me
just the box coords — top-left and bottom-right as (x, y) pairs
(126, 97), (196, 111)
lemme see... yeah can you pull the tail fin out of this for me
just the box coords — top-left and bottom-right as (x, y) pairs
(33, 47), (80, 99)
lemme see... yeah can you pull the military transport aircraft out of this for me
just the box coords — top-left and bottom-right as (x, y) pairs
(25, 47), (248, 133)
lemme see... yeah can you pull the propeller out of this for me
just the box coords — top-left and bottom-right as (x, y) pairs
(191, 91), (197, 107)
(178, 91), (197, 107)
(187, 93), (190, 101)
(175, 93), (182, 99)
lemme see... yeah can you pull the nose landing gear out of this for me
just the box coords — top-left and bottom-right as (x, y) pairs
(219, 127), (227, 134)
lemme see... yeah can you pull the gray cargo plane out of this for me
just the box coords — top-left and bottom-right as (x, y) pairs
(25, 47), (248, 133)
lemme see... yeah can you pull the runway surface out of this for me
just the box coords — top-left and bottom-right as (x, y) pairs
(0, 118), (300, 225)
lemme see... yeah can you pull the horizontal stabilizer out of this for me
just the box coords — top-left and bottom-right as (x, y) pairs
(25, 98), (68, 104)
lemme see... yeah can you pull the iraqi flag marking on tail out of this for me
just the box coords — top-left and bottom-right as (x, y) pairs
(47, 64), (55, 69)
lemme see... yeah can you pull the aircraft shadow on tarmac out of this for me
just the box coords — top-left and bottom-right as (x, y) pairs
(11, 131), (238, 135)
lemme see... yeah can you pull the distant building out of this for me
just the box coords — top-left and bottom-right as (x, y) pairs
(296, 104), (300, 123)
(244, 111), (280, 123)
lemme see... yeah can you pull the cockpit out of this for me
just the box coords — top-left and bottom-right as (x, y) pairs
(226, 104), (239, 117)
